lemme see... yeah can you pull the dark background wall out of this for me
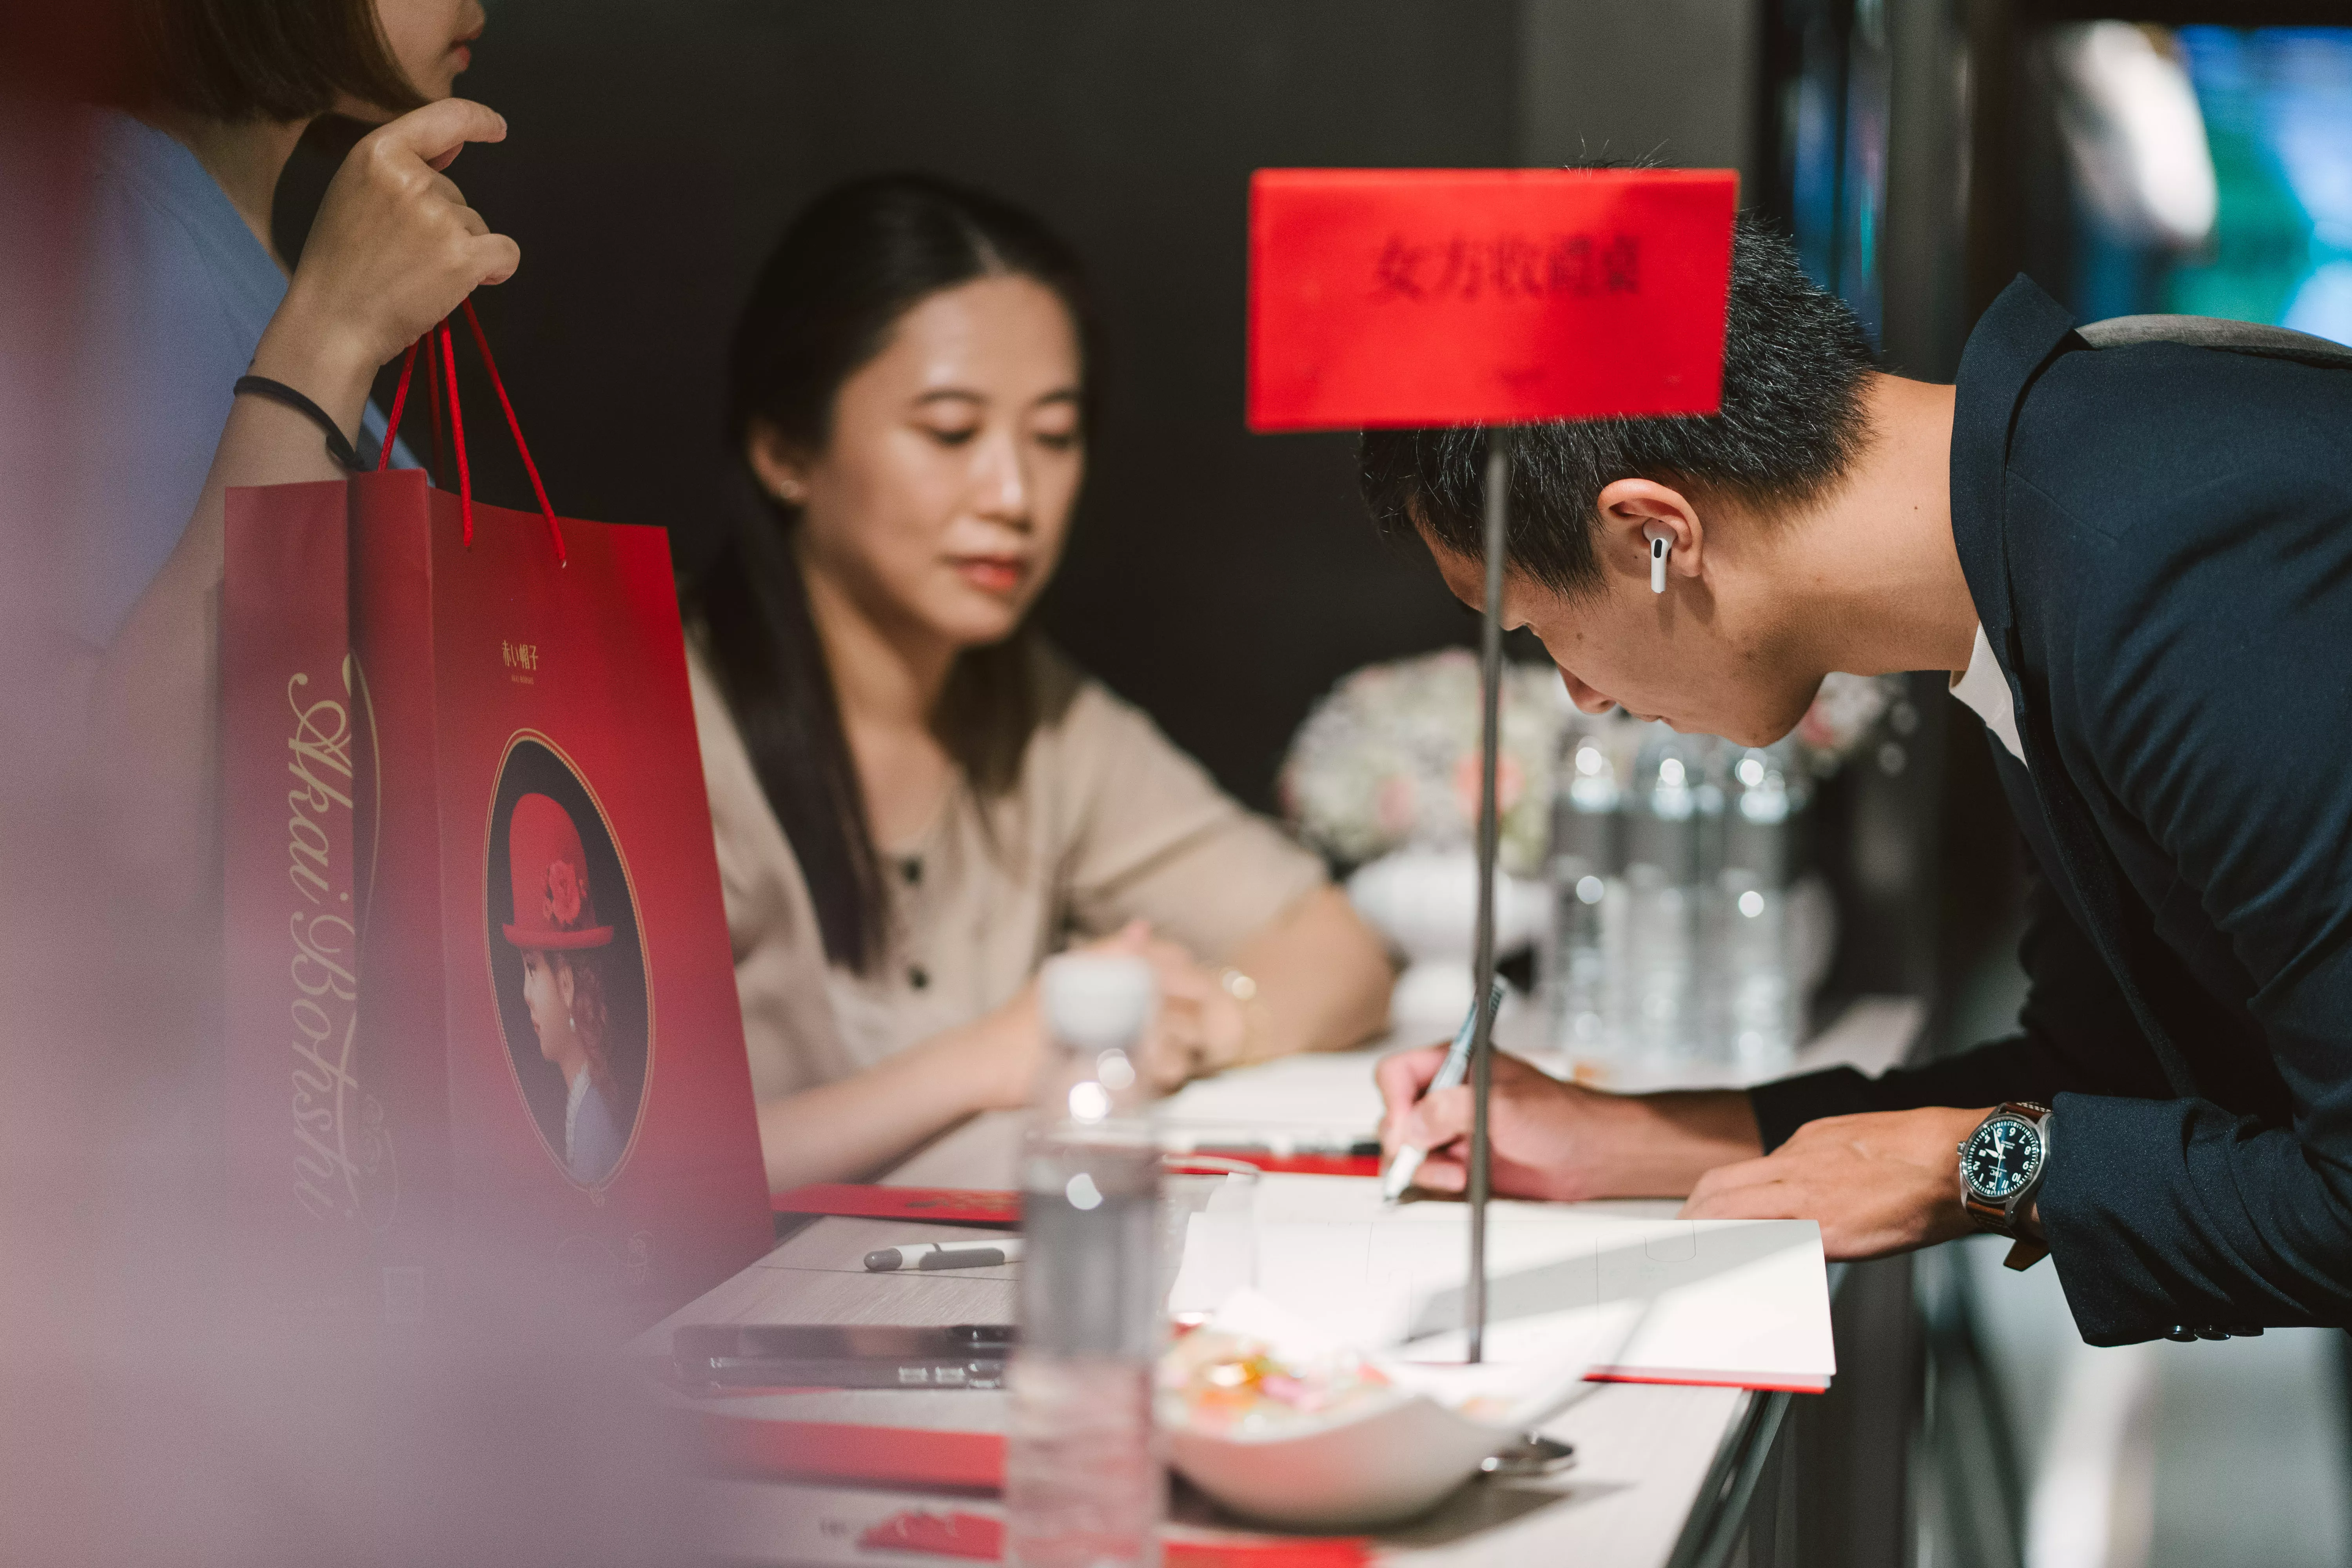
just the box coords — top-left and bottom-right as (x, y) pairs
(407, 0), (1535, 814)
(280, 0), (1939, 998)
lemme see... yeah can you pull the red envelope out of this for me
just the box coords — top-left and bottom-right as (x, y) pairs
(1247, 167), (1736, 430)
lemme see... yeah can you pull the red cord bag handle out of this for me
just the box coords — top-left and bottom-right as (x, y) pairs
(378, 298), (566, 565)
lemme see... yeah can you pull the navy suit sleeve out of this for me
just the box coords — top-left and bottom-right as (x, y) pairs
(2032, 446), (2352, 1343)
(1749, 855), (2172, 1150)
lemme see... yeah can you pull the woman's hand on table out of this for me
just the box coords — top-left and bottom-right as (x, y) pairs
(1374, 1045), (1766, 1202)
(1039, 925), (1249, 1094)
(1127, 889), (1397, 1090)
(1132, 935), (1252, 1091)
(250, 97), (521, 434)
(964, 923), (1173, 1109)
(964, 922), (1252, 1103)
(968, 914), (1357, 1108)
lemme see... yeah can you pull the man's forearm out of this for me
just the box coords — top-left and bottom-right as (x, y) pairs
(1581, 1088), (1764, 1199)
(1228, 886), (1393, 1062)
(1748, 1033), (2089, 1152)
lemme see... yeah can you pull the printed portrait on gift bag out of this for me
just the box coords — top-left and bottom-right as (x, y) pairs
(485, 737), (652, 1187)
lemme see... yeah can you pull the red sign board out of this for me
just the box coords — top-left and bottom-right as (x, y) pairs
(1247, 167), (1737, 431)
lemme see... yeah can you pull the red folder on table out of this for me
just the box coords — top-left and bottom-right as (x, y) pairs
(769, 1154), (1383, 1224)
(771, 1185), (1022, 1225)
(694, 1414), (1370, 1566)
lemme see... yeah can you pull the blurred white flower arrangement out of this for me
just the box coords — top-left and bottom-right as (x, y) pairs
(1279, 650), (1567, 878)
(1280, 653), (1906, 876)
(1791, 671), (1906, 775)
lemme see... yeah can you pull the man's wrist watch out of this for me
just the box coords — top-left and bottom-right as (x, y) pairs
(1959, 1102), (2053, 1271)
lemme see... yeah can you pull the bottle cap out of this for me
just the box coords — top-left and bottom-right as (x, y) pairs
(1040, 953), (1156, 1050)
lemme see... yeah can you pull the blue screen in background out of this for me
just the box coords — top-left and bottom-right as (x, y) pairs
(2171, 27), (2352, 344)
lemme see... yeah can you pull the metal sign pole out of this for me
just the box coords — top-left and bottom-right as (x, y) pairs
(1466, 425), (1511, 1364)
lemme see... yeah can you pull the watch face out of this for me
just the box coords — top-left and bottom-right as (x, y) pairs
(1962, 1116), (2044, 1201)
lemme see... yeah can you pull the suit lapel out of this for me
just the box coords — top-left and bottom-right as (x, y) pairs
(1954, 279), (2202, 1099)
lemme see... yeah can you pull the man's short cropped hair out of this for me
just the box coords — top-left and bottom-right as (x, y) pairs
(132, 0), (425, 123)
(1360, 212), (1876, 597)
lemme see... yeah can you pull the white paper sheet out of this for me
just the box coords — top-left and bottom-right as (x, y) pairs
(1169, 1174), (1835, 1392)
(1156, 1049), (1388, 1148)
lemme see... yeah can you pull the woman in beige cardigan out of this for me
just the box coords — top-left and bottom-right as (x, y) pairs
(683, 175), (1393, 1191)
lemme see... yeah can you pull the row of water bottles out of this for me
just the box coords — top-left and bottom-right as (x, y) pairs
(1002, 791), (1830, 1566)
(1541, 720), (1822, 1083)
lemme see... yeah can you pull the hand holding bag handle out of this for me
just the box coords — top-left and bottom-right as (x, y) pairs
(378, 299), (567, 565)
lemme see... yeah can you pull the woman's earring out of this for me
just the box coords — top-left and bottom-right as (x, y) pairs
(1646, 528), (1670, 594)
(569, 1012), (577, 1035)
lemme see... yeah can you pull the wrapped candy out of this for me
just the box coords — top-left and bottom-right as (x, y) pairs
(1158, 1323), (1393, 1437)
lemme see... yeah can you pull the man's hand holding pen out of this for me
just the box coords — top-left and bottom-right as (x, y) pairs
(1376, 1045), (2002, 1260)
(1374, 1047), (1764, 1203)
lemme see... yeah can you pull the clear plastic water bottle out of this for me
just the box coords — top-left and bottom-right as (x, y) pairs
(1005, 954), (1164, 1568)
(1542, 724), (1622, 1072)
(1717, 742), (1810, 1078)
(1620, 727), (1711, 1071)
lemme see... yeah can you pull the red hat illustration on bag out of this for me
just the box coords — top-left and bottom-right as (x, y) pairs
(501, 793), (615, 949)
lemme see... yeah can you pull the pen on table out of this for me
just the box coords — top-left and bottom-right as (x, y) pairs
(1381, 980), (1508, 1205)
(864, 1238), (1025, 1272)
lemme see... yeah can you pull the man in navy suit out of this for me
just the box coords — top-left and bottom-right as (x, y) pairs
(1366, 214), (2352, 1346)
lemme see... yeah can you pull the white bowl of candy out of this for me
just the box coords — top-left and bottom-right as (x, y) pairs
(1159, 1291), (1637, 1530)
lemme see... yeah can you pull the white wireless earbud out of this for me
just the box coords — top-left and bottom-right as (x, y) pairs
(1645, 527), (1670, 594)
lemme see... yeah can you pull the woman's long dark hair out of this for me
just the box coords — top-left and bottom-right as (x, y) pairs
(552, 951), (619, 1108)
(685, 173), (1097, 974)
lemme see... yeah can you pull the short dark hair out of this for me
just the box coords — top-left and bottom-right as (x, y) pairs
(1359, 213), (1875, 597)
(132, 0), (425, 123)
(686, 173), (1097, 974)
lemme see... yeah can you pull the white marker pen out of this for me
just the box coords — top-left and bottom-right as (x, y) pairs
(863, 1238), (1025, 1272)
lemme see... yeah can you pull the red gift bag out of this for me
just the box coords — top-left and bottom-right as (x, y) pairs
(221, 308), (770, 1325)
